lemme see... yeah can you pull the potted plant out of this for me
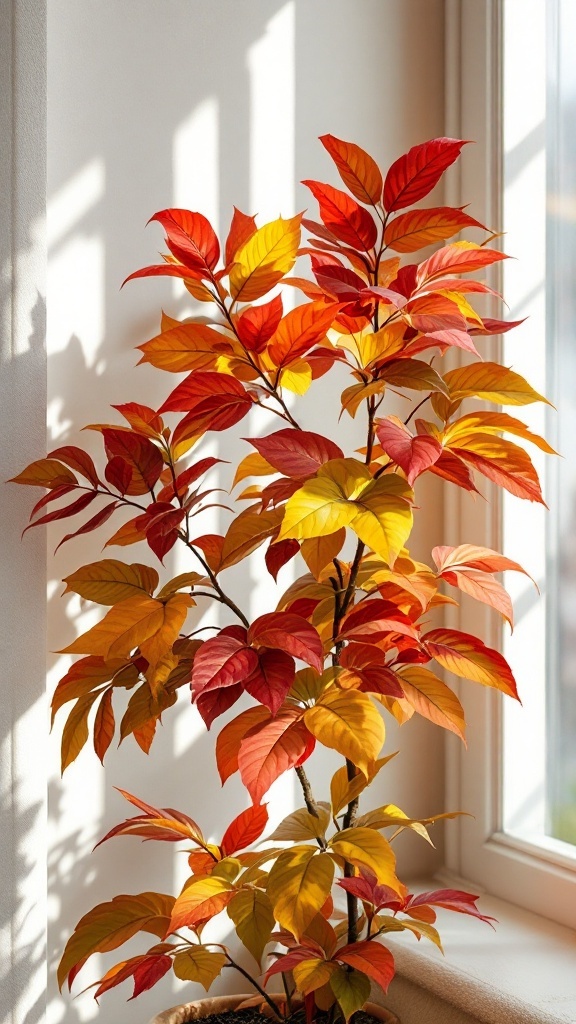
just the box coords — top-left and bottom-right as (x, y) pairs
(11, 134), (549, 1024)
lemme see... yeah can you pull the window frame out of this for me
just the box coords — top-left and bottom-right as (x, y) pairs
(442, 0), (576, 930)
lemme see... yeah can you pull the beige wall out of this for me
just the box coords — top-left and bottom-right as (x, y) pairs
(44, 2), (447, 1021)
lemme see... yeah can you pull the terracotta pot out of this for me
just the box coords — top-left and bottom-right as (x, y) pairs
(148, 993), (399, 1024)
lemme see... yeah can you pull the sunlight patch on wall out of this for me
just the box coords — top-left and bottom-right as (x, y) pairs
(247, 2), (295, 219)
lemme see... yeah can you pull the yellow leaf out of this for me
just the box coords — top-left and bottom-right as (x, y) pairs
(227, 888), (274, 964)
(293, 958), (338, 995)
(279, 360), (312, 395)
(173, 947), (227, 989)
(329, 827), (400, 890)
(268, 803), (331, 843)
(330, 967), (371, 1021)
(279, 459), (413, 567)
(329, 754), (397, 816)
(290, 667), (337, 704)
(62, 559), (159, 606)
(442, 362), (550, 407)
(229, 214), (302, 303)
(349, 474), (413, 566)
(304, 688), (384, 776)
(267, 846), (334, 939)
(60, 595), (166, 660)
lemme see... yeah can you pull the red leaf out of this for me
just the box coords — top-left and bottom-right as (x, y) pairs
(149, 208), (220, 274)
(248, 613), (324, 673)
(376, 417), (442, 485)
(338, 645), (404, 698)
(265, 538), (300, 581)
(93, 689), (115, 765)
(406, 889), (496, 926)
(383, 138), (468, 212)
(54, 501), (120, 553)
(238, 709), (314, 803)
(339, 600), (419, 643)
(302, 180), (377, 251)
(190, 634), (258, 698)
(469, 317), (526, 336)
(129, 954), (172, 999)
(236, 295), (283, 353)
(428, 451), (479, 492)
(246, 428), (343, 480)
(337, 940), (395, 993)
(48, 445), (100, 486)
(196, 684), (244, 730)
(225, 206), (257, 266)
(320, 134), (383, 206)
(338, 873), (404, 913)
(102, 430), (164, 495)
(135, 502), (186, 562)
(220, 804), (269, 856)
(23, 490), (98, 534)
(166, 375), (252, 446)
(29, 483), (76, 520)
(312, 265), (366, 301)
(244, 648), (296, 715)
(105, 456), (133, 494)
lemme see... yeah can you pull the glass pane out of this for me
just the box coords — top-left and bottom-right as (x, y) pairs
(546, 0), (576, 845)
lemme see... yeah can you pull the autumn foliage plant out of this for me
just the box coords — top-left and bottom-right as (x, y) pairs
(12, 135), (551, 1021)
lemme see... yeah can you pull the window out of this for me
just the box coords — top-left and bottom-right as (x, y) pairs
(449, 0), (576, 929)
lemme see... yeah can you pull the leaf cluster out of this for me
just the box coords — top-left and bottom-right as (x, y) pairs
(11, 134), (550, 1021)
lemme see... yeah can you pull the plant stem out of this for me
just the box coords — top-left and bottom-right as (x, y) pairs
(295, 765), (327, 850)
(281, 972), (294, 1015)
(182, 539), (250, 628)
(224, 955), (285, 1020)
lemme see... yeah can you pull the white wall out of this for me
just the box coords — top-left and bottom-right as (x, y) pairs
(44, 3), (446, 1022)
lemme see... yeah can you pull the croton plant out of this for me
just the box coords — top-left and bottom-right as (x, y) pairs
(12, 135), (550, 1022)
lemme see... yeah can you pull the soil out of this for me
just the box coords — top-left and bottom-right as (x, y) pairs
(197, 1008), (381, 1024)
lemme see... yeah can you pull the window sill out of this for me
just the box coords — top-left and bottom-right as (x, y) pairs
(381, 877), (576, 1024)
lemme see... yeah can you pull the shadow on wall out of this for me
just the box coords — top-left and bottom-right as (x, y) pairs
(40, 1), (448, 1022)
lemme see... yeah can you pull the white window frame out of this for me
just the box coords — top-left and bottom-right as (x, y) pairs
(442, 0), (576, 930)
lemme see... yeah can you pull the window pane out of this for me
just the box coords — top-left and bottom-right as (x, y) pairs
(546, 0), (576, 845)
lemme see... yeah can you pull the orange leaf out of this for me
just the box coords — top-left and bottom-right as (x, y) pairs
(395, 665), (466, 740)
(225, 206), (258, 265)
(137, 322), (234, 373)
(320, 134), (383, 206)
(267, 301), (340, 368)
(219, 506), (284, 571)
(9, 457), (78, 489)
(62, 559), (159, 606)
(423, 627), (519, 699)
(238, 708), (314, 804)
(57, 892), (175, 990)
(221, 805), (269, 857)
(384, 206), (487, 253)
(215, 706), (271, 783)
(168, 876), (235, 933)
